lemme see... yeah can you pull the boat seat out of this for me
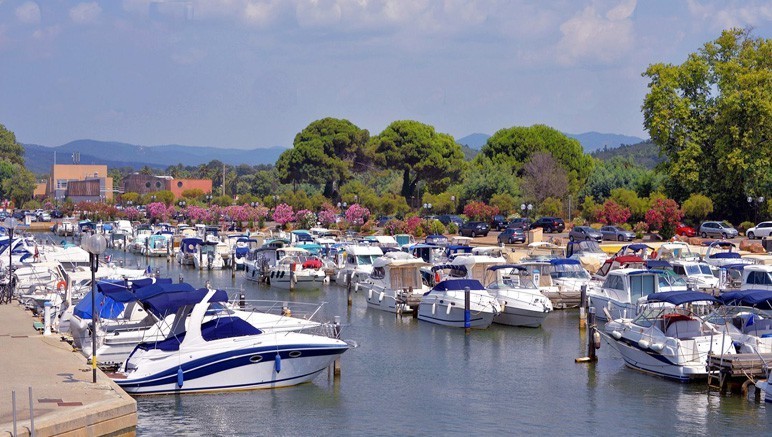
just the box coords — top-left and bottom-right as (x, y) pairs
(664, 319), (702, 339)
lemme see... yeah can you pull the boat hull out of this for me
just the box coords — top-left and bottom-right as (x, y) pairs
(269, 271), (326, 290)
(417, 300), (495, 328)
(365, 289), (419, 314)
(493, 304), (549, 328)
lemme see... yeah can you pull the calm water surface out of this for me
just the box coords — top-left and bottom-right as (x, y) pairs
(97, 249), (770, 436)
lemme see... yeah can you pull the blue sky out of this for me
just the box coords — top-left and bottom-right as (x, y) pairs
(0, 0), (769, 150)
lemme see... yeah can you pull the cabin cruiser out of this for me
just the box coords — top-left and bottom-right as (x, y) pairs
(707, 290), (772, 355)
(266, 247), (326, 290)
(114, 287), (349, 394)
(602, 291), (733, 381)
(739, 264), (772, 292)
(523, 242), (564, 262)
(593, 255), (646, 282)
(654, 242), (700, 263)
(417, 279), (500, 329)
(566, 240), (610, 274)
(55, 221), (75, 237)
(669, 260), (719, 290)
(644, 260), (689, 292)
(518, 259), (591, 309)
(587, 268), (661, 321)
(193, 241), (226, 270)
(144, 234), (171, 257)
(360, 252), (429, 313)
(484, 265), (552, 327)
(176, 237), (202, 266)
(703, 241), (754, 268)
(333, 244), (384, 285)
(232, 237), (259, 270)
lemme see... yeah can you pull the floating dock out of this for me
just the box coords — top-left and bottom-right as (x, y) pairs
(0, 303), (137, 436)
(707, 352), (772, 396)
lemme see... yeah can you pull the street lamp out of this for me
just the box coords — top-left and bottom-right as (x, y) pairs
(423, 203), (433, 217)
(747, 195), (765, 224)
(81, 233), (107, 383)
(354, 195), (359, 204)
(450, 195), (456, 213)
(521, 203), (533, 218)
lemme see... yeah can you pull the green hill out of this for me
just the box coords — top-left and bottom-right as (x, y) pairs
(591, 141), (663, 169)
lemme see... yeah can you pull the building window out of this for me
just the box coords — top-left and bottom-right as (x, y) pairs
(156, 181), (162, 188)
(177, 181), (183, 188)
(145, 182), (151, 188)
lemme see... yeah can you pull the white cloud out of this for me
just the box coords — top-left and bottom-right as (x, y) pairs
(556, 2), (636, 66)
(686, 0), (772, 31)
(15, 1), (41, 25)
(70, 2), (103, 24)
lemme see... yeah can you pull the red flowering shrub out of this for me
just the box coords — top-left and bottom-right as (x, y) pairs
(645, 198), (683, 239)
(463, 201), (499, 221)
(273, 203), (295, 227)
(597, 199), (631, 225)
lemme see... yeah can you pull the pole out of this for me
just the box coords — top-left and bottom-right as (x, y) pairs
(29, 386), (34, 437)
(347, 273), (353, 307)
(464, 286), (471, 333)
(588, 307), (597, 362)
(579, 284), (587, 329)
(90, 252), (97, 383)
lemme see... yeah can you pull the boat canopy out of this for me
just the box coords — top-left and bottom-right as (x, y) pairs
(717, 289), (772, 309)
(626, 243), (654, 251)
(646, 291), (718, 306)
(181, 238), (203, 253)
(429, 279), (485, 293)
(431, 264), (467, 274)
(550, 258), (581, 266)
(135, 285), (227, 317)
(709, 252), (741, 259)
(646, 260), (672, 269)
(487, 264), (527, 272)
(703, 241), (736, 247)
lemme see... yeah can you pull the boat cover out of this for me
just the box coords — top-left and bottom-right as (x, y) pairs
(430, 264), (467, 274)
(429, 279), (485, 292)
(137, 287), (228, 317)
(646, 291), (718, 305)
(709, 252), (741, 259)
(646, 260), (672, 269)
(487, 264), (527, 272)
(717, 289), (772, 309)
(550, 258), (581, 266)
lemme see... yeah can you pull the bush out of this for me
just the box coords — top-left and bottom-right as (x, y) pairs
(645, 198), (683, 240)
(596, 199), (632, 225)
(427, 219), (446, 236)
(447, 222), (459, 235)
(739, 221), (755, 234)
(589, 222), (603, 230)
(681, 194), (714, 221)
(633, 221), (649, 239)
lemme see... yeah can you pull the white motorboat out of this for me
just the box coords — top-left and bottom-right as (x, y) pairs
(518, 259), (591, 309)
(587, 268), (661, 321)
(192, 240), (226, 270)
(740, 264), (772, 292)
(484, 264), (552, 328)
(360, 252), (429, 313)
(602, 291), (735, 381)
(670, 260), (719, 290)
(333, 244), (383, 285)
(267, 247), (326, 290)
(710, 289), (772, 354)
(654, 242), (700, 263)
(143, 234), (172, 257)
(703, 240), (754, 268)
(417, 279), (500, 329)
(114, 287), (349, 394)
(567, 240), (610, 274)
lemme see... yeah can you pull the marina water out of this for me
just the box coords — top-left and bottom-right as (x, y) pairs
(97, 248), (770, 435)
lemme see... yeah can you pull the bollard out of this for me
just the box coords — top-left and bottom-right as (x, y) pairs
(289, 263), (296, 292)
(29, 386), (34, 436)
(579, 284), (587, 329)
(43, 301), (52, 336)
(347, 273), (353, 307)
(588, 306), (598, 362)
(178, 273), (184, 284)
(464, 286), (471, 333)
(333, 316), (342, 377)
(12, 390), (17, 437)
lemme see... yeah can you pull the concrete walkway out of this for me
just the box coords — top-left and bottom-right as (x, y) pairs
(0, 303), (136, 436)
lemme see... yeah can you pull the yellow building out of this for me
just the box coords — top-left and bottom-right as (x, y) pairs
(47, 164), (114, 201)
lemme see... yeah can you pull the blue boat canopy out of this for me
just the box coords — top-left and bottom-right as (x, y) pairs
(717, 289), (772, 309)
(550, 258), (580, 266)
(73, 290), (125, 320)
(709, 252), (741, 259)
(136, 286), (228, 317)
(624, 243), (654, 251)
(646, 291), (718, 305)
(646, 259), (672, 269)
(487, 264), (527, 272)
(98, 278), (174, 303)
(180, 238), (203, 252)
(428, 279), (485, 293)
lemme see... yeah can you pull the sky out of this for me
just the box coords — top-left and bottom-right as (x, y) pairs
(0, 0), (770, 150)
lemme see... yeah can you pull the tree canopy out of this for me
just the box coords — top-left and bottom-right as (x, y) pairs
(0, 123), (25, 166)
(642, 28), (771, 221)
(373, 120), (466, 200)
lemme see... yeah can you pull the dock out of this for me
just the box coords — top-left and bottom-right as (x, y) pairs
(707, 352), (772, 397)
(0, 303), (137, 436)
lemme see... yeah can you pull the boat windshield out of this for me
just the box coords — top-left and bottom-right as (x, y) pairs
(550, 264), (590, 280)
(685, 264), (713, 276)
(357, 255), (379, 265)
(577, 241), (604, 254)
(657, 271), (687, 287)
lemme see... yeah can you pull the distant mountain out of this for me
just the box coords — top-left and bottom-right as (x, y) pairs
(456, 133), (490, 150)
(591, 140), (663, 170)
(23, 140), (287, 174)
(564, 132), (645, 152)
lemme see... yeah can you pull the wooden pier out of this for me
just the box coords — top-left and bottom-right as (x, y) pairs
(707, 352), (771, 397)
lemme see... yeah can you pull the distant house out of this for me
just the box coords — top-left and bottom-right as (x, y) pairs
(122, 173), (212, 199)
(46, 164), (113, 202)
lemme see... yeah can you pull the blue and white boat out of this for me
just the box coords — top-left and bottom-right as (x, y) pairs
(115, 287), (349, 394)
(603, 291), (735, 381)
(176, 237), (202, 266)
(417, 279), (500, 329)
(484, 265), (553, 327)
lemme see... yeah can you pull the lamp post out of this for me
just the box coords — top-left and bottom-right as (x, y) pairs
(4, 217), (17, 282)
(451, 195), (456, 213)
(747, 195), (765, 224)
(521, 203), (533, 219)
(423, 203), (433, 217)
(81, 233), (107, 383)
(206, 194), (213, 205)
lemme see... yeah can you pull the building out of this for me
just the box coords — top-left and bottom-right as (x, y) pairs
(46, 164), (113, 202)
(122, 173), (212, 199)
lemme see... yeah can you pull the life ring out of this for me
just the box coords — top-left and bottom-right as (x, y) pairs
(56, 280), (66, 291)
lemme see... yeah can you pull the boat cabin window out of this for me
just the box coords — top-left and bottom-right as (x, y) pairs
(356, 255), (377, 265)
(603, 274), (624, 291)
(629, 274), (655, 301)
(746, 271), (772, 286)
(449, 268), (467, 278)
(672, 265), (685, 276)
(390, 267), (421, 290)
(371, 267), (385, 280)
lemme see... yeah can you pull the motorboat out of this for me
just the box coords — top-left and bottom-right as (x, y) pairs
(143, 234), (171, 257)
(55, 221), (75, 237)
(333, 244), (383, 285)
(654, 242), (700, 263)
(484, 265), (552, 327)
(593, 255), (646, 282)
(114, 287), (349, 394)
(232, 237), (259, 270)
(360, 252), (429, 313)
(707, 289), (772, 354)
(740, 264), (772, 292)
(602, 291), (734, 381)
(193, 241), (226, 270)
(703, 240), (754, 268)
(176, 237), (202, 266)
(267, 247), (326, 290)
(669, 260), (719, 290)
(518, 259), (591, 309)
(587, 268), (661, 321)
(566, 240), (610, 274)
(417, 279), (500, 328)
(644, 260), (689, 292)
(523, 242), (564, 262)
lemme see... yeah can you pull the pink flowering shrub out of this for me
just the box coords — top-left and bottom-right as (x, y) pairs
(645, 198), (683, 239)
(405, 216), (423, 237)
(123, 207), (142, 221)
(295, 209), (317, 229)
(273, 203), (295, 227)
(317, 203), (339, 226)
(463, 201), (499, 221)
(146, 202), (174, 221)
(345, 203), (370, 226)
(597, 199), (631, 225)
(384, 219), (407, 235)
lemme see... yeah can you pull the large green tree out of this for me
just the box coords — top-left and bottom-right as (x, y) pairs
(0, 123), (34, 204)
(0, 123), (25, 166)
(642, 28), (771, 221)
(478, 124), (594, 193)
(275, 118), (370, 197)
(373, 120), (466, 201)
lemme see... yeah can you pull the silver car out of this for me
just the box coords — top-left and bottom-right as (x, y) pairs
(600, 225), (635, 241)
(569, 226), (602, 242)
(699, 221), (738, 239)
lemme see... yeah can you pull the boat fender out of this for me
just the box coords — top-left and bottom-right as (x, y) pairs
(177, 367), (184, 388)
(611, 330), (622, 340)
(446, 302), (452, 315)
(638, 339), (650, 349)
(355, 283), (360, 293)
(368, 289), (372, 300)
(434, 271), (441, 284)
(650, 343), (664, 352)
(432, 303), (436, 315)
(280, 271), (285, 278)
(593, 331), (601, 349)
(274, 353), (281, 373)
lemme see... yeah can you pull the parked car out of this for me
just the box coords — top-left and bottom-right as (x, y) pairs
(569, 226), (603, 242)
(490, 215), (508, 231)
(50, 210), (64, 219)
(746, 221), (772, 239)
(459, 221), (490, 237)
(675, 223), (697, 237)
(531, 217), (565, 233)
(36, 212), (51, 222)
(699, 221), (738, 239)
(507, 217), (532, 231)
(437, 214), (464, 227)
(599, 225), (635, 241)
(497, 228), (526, 244)
(376, 216), (394, 227)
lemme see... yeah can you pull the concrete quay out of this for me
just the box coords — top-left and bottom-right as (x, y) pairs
(0, 303), (136, 437)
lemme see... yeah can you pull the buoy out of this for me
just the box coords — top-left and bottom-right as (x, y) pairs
(177, 367), (184, 388)
(274, 353), (281, 373)
(432, 303), (436, 315)
(446, 303), (452, 315)
(593, 331), (601, 349)
(368, 289), (372, 300)
(650, 343), (665, 352)
(434, 271), (441, 284)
